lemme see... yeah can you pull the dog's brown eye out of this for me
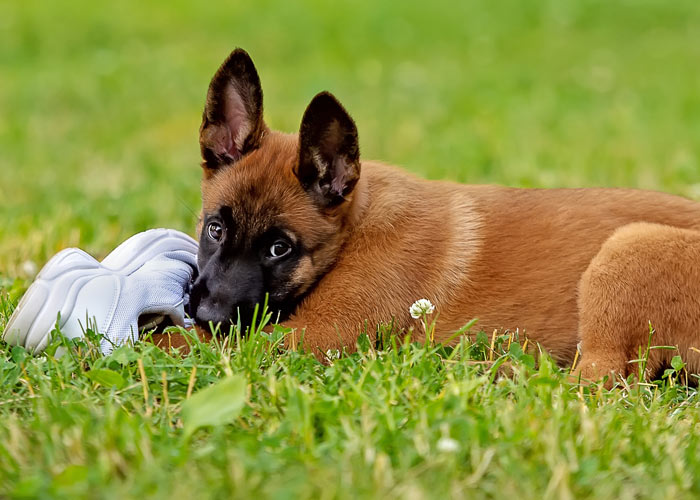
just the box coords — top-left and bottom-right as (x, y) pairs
(269, 240), (292, 259)
(207, 222), (223, 242)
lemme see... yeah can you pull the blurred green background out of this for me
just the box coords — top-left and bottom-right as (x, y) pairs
(2, 0), (700, 289)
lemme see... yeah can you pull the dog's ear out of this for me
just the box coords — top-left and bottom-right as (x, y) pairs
(295, 92), (360, 207)
(199, 48), (265, 170)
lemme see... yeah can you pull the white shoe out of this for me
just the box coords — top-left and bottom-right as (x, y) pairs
(2, 229), (198, 354)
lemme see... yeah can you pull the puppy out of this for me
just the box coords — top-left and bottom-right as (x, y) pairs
(189, 48), (700, 365)
(575, 223), (700, 386)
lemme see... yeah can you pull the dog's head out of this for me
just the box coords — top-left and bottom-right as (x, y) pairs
(189, 48), (363, 329)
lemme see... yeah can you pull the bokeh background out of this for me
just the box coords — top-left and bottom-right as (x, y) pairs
(2, 0), (700, 294)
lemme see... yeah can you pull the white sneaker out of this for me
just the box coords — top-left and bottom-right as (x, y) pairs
(2, 229), (198, 354)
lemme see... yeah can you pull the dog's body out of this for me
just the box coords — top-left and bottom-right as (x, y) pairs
(188, 48), (700, 370)
(300, 170), (700, 365)
(576, 223), (700, 385)
(266, 151), (700, 364)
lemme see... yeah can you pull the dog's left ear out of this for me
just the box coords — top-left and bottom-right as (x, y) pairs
(295, 92), (360, 207)
(199, 48), (265, 170)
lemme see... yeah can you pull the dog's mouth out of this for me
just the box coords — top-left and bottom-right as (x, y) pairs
(189, 301), (291, 335)
(187, 275), (299, 335)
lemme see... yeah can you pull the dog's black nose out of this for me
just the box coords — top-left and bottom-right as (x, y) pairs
(190, 279), (259, 332)
(189, 257), (266, 333)
(189, 277), (230, 328)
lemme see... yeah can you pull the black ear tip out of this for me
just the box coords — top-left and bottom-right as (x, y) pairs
(208, 47), (262, 107)
(304, 91), (355, 129)
(231, 47), (250, 57)
(309, 91), (343, 110)
(221, 48), (257, 74)
(229, 47), (252, 64)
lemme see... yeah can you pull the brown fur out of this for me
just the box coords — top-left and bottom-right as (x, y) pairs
(575, 223), (700, 386)
(191, 48), (700, 372)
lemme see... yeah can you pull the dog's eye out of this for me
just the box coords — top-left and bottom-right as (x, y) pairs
(207, 222), (223, 242)
(268, 240), (292, 259)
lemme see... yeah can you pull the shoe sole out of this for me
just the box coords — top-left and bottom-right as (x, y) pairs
(3, 229), (198, 353)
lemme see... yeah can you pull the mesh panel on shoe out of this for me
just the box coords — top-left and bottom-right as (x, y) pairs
(99, 250), (196, 354)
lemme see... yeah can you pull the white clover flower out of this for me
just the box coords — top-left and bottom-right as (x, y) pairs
(410, 299), (435, 319)
(436, 437), (460, 453)
(325, 349), (341, 361)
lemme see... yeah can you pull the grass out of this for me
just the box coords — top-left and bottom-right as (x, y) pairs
(2, 0), (700, 498)
(1, 306), (699, 499)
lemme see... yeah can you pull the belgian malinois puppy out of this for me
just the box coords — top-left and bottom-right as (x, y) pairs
(576, 223), (700, 386)
(188, 48), (700, 369)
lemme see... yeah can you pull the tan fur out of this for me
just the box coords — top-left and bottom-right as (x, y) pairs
(575, 223), (700, 386)
(201, 130), (700, 365)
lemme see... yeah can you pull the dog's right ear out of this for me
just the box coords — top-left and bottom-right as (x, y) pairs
(199, 48), (265, 170)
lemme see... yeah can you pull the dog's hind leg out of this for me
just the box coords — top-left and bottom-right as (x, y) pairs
(574, 222), (700, 388)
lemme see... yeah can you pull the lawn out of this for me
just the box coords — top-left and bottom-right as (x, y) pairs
(2, 0), (700, 498)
